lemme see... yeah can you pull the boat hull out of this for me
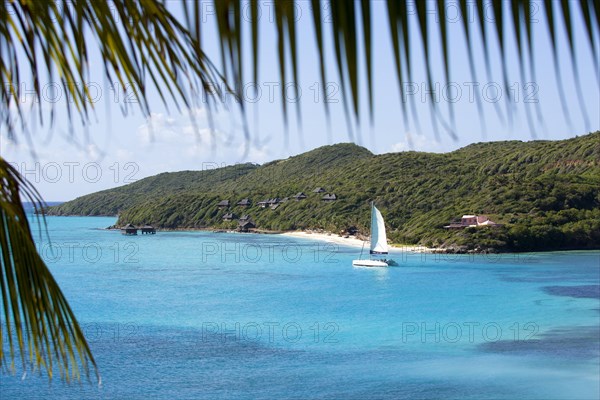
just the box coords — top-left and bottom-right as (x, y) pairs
(352, 259), (388, 267)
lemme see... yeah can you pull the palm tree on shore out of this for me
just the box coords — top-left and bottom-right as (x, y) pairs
(0, 0), (597, 381)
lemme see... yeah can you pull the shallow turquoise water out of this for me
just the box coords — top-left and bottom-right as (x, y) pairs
(1, 216), (599, 399)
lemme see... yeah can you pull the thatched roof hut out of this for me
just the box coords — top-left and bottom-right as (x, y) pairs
(237, 198), (251, 207)
(238, 220), (256, 232)
(217, 199), (230, 208)
(222, 212), (238, 221)
(141, 224), (156, 234)
(322, 193), (337, 201)
(294, 192), (307, 200)
(121, 223), (138, 235)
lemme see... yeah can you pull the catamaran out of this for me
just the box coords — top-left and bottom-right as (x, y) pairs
(352, 202), (391, 267)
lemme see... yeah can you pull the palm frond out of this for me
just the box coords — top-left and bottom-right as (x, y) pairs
(0, 0), (227, 142)
(0, 158), (97, 381)
(2, 0), (598, 143)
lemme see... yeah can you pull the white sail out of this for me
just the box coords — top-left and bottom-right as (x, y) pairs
(370, 204), (388, 254)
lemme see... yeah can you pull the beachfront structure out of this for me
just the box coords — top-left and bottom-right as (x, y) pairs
(294, 192), (307, 200)
(313, 187), (326, 193)
(140, 225), (156, 234)
(237, 198), (251, 207)
(238, 220), (256, 232)
(444, 215), (501, 229)
(217, 199), (230, 209)
(222, 213), (238, 221)
(322, 193), (337, 201)
(121, 223), (138, 235)
(239, 214), (250, 221)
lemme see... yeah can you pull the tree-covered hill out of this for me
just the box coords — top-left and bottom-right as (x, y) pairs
(47, 133), (600, 252)
(48, 163), (259, 216)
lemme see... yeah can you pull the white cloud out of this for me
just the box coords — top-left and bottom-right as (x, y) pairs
(81, 143), (103, 160)
(389, 133), (442, 153)
(237, 142), (269, 163)
(135, 107), (271, 164)
(137, 112), (178, 143)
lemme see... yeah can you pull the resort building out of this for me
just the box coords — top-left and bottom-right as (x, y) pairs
(121, 223), (138, 235)
(313, 187), (326, 193)
(322, 193), (337, 201)
(222, 213), (237, 221)
(237, 198), (251, 207)
(238, 220), (256, 232)
(140, 225), (156, 234)
(217, 199), (230, 209)
(444, 215), (501, 229)
(294, 192), (307, 200)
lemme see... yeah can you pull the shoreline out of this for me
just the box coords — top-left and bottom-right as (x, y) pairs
(105, 225), (439, 252)
(278, 231), (440, 253)
(102, 225), (599, 254)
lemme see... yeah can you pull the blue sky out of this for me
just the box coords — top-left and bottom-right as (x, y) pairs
(1, 0), (598, 201)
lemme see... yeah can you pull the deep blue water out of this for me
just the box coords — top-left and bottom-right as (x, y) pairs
(1, 216), (599, 399)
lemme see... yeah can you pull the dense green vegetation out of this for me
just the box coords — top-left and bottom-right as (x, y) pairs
(48, 133), (600, 252)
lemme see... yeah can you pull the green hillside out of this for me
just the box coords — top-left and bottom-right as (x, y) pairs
(47, 133), (600, 252)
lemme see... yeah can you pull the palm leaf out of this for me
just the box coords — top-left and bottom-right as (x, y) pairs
(310, 0), (329, 118)
(543, 0), (573, 129)
(459, 0), (487, 136)
(560, 0), (590, 130)
(0, 158), (98, 381)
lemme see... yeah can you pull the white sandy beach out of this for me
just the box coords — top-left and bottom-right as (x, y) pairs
(279, 231), (437, 253)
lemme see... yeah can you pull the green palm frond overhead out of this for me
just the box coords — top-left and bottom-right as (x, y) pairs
(0, 0), (598, 381)
(0, 158), (97, 381)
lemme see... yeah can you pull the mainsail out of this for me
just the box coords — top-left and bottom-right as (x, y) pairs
(370, 204), (388, 254)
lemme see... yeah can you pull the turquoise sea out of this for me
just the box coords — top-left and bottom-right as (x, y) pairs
(1, 215), (599, 399)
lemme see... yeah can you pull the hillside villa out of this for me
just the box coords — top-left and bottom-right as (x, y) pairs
(444, 215), (501, 229)
(222, 213), (237, 221)
(294, 192), (307, 200)
(217, 199), (230, 209)
(322, 193), (337, 201)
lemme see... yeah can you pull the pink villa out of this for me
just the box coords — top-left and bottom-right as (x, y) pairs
(444, 215), (501, 229)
